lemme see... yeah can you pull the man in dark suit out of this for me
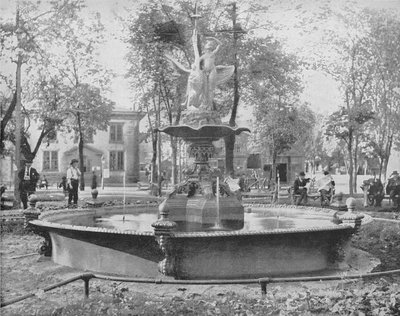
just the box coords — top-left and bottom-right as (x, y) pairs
(293, 171), (310, 206)
(386, 171), (400, 208)
(18, 159), (40, 209)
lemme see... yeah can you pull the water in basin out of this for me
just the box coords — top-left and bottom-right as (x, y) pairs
(54, 206), (339, 233)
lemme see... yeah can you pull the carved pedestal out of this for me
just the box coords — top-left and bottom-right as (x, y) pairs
(151, 202), (177, 277)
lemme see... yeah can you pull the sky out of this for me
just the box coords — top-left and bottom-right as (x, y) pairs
(1, 0), (400, 120)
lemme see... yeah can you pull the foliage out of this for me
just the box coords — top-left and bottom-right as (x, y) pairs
(0, 0), (85, 156)
(352, 221), (400, 272)
(0, 1), (114, 192)
(243, 37), (314, 179)
(360, 11), (400, 180)
(318, 8), (400, 192)
(7, 280), (399, 316)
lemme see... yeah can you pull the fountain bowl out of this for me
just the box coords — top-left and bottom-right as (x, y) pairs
(29, 202), (365, 280)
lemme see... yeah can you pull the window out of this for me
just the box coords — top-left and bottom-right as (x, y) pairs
(43, 151), (58, 171)
(110, 124), (123, 142)
(110, 151), (124, 171)
(83, 156), (91, 172)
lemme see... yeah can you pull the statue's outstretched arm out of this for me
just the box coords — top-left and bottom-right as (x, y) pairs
(207, 36), (222, 54)
(165, 54), (190, 75)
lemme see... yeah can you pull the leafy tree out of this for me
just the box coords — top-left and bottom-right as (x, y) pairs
(0, 0), (84, 156)
(0, 0), (84, 205)
(125, 2), (184, 194)
(4, 75), (68, 160)
(325, 103), (374, 193)
(319, 8), (400, 192)
(47, 15), (114, 190)
(1, 0), (113, 193)
(244, 37), (313, 182)
(319, 9), (379, 194)
(125, 1), (276, 184)
(361, 11), (400, 181)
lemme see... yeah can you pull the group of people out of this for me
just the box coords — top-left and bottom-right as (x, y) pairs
(293, 169), (400, 208)
(293, 170), (335, 206)
(18, 158), (81, 209)
(362, 171), (400, 208)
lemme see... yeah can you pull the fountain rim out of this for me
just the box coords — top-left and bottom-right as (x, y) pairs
(156, 124), (251, 140)
(30, 217), (354, 238)
(29, 204), (362, 238)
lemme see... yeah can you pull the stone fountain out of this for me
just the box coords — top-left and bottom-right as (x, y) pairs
(29, 8), (367, 280)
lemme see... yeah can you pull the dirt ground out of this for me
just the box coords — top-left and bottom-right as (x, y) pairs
(1, 206), (399, 315)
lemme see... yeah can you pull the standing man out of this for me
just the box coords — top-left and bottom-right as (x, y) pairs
(18, 159), (40, 209)
(293, 171), (310, 206)
(67, 159), (81, 207)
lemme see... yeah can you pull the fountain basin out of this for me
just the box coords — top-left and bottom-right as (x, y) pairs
(29, 204), (363, 279)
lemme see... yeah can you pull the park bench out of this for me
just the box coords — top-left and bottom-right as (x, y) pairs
(287, 186), (334, 206)
(363, 192), (394, 207)
(1, 194), (15, 210)
(137, 182), (152, 190)
(360, 181), (398, 207)
(288, 186), (319, 205)
(242, 191), (276, 203)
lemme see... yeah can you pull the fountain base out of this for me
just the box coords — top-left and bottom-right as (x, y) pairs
(162, 194), (244, 230)
(30, 205), (366, 280)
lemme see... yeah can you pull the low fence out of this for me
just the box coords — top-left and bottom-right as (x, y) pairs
(2, 269), (400, 308)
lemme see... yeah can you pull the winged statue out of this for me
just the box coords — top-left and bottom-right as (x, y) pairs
(166, 28), (234, 111)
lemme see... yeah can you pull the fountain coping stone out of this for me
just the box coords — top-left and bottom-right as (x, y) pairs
(32, 204), (360, 238)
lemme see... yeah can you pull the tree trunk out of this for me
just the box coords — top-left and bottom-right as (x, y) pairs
(224, 133), (235, 176)
(378, 157), (384, 181)
(150, 131), (158, 196)
(13, 49), (23, 208)
(77, 113), (85, 191)
(151, 133), (157, 183)
(271, 150), (277, 185)
(170, 136), (177, 185)
(382, 155), (389, 184)
(224, 2), (240, 175)
(157, 131), (162, 197)
(352, 136), (359, 194)
(382, 134), (393, 183)
(347, 135), (354, 196)
(0, 91), (17, 146)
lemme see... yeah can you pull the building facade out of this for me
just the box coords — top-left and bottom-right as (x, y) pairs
(212, 130), (305, 184)
(1, 110), (144, 187)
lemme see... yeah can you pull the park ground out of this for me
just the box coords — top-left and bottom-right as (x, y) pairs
(1, 181), (400, 315)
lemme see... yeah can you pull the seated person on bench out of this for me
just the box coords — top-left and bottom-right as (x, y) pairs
(316, 171), (335, 206)
(293, 171), (310, 206)
(386, 171), (400, 208)
(361, 178), (384, 207)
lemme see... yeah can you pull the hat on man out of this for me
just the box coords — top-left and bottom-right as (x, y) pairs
(391, 171), (399, 176)
(299, 171), (305, 176)
(70, 159), (79, 165)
